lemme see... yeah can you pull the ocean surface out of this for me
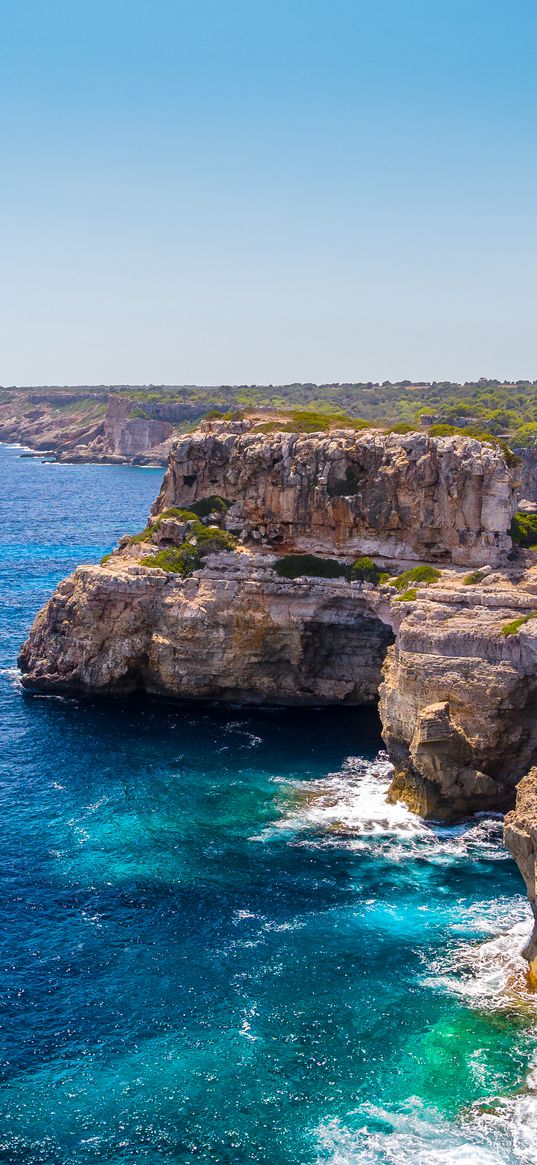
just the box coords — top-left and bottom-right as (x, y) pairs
(0, 441), (536, 1164)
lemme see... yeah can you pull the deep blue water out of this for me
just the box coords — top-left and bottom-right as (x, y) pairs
(0, 442), (536, 1164)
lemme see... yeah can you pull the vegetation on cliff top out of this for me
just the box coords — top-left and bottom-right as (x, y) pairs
(502, 611), (537, 636)
(123, 379), (537, 451)
(140, 519), (237, 576)
(127, 499), (231, 546)
(253, 409), (373, 435)
(3, 380), (535, 461)
(391, 565), (441, 590)
(272, 554), (389, 584)
(510, 511), (537, 549)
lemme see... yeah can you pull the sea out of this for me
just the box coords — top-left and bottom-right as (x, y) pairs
(0, 441), (536, 1164)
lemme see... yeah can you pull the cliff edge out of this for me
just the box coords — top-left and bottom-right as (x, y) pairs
(19, 418), (537, 973)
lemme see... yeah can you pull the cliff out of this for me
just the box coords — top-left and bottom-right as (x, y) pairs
(19, 419), (537, 973)
(0, 389), (216, 465)
(155, 422), (515, 565)
(19, 544), (537, 817)
(504, 770), (537, 986)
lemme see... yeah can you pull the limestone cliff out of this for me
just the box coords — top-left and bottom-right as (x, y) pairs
(504, 770), (537, 985)
(20, 541), (537, 818)
(379, 578), (537, 818)
(19, 555), (394, 705)
(0, 390), (214, 465)
(19, 418), (537, 978)
(154, 422), (515, 565)
(20, 418), (533, 815)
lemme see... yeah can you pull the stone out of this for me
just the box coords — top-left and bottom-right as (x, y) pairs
(504, 769), (537, 984)
(153, 423), (517, 566)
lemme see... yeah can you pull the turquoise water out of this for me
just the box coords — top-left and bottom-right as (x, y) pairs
(0, 442), (536, 1164)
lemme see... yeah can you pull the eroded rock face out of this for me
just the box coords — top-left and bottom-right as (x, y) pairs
(379, 585), (537, 819)
(19, 543), (537, 822)
(504, 769), (537, 984)
(154, 422), (517, 565)
(18, 556), (394, 705)
(102, 398), (175, 460)
(19, 422), (537, 829)
(20, 422), (537, 974)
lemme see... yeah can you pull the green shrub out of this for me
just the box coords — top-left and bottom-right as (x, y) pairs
(463, 569), (486, 585)
(256, 410), (373, 435)
(100, 552), (113, 565)
(156, 506), (196, 520)
(127, 524), (153, 544)
(395, 588), (418, 601)
(141, 547), (195, 574)
(209, 408), (245, 422)
(186, 495), (230, 518)
(428, 424), (457, 438)
(502, 611), (537, 636)
(391, 565), (441, 590)
(386, 422), (416, 434)
(350, 557), (386, 584)
(512, 422), (537, 448)
(273, 554), (350, 579)
(141, 524), (237, 576)
(150, 500), (229, 531)
(510, 511), (537, 548)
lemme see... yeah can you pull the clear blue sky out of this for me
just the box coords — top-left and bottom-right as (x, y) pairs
(1, 0), (536, 386)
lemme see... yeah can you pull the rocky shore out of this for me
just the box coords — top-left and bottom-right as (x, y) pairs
(0, 389), (214, 465)
(19, 417), (537, 975)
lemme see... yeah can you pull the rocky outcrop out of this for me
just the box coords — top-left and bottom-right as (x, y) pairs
(21, 547), (537, 816)
(0, 389), (217, 465)
(379, 581), (537, 818)
(154, 422), (516, 565)
(504, 770), (537, 985)
(100, 397), (175, 461)
(19, 418), (537, 979)
(19, 420), (537, 823)
(18, 554), (394, 704)
(516, 447), (537, 504)
(0, 390), (107, 453)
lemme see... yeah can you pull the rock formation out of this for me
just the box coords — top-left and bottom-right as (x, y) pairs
(0, 389), (218, 465)
(19, 556), (395, 705)
(20, 416), (536, 811)
(155, 422), (515, 565)
(21, 417), (537, 969)
(504, 770), (537, 985)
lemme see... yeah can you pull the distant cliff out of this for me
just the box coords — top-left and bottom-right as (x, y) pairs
(19, 414), (537, 980)
(0, 388), (222, 465)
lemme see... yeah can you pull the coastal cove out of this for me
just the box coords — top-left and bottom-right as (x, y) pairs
(0, 442), (536, 1162)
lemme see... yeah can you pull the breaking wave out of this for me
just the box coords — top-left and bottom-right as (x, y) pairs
(315, 1088), (537, 1165)
(265, 751), (506, 864)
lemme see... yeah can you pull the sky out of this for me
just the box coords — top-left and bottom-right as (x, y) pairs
(0, 0), (536, 386)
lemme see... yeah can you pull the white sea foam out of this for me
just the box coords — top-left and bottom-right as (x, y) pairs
(315, 1090), (537, 1165)
(219, 720), (263, 750)
(263, 753), (507, 865)
(267, 751), (537, 1163)
(425, 910), (534, 1009)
